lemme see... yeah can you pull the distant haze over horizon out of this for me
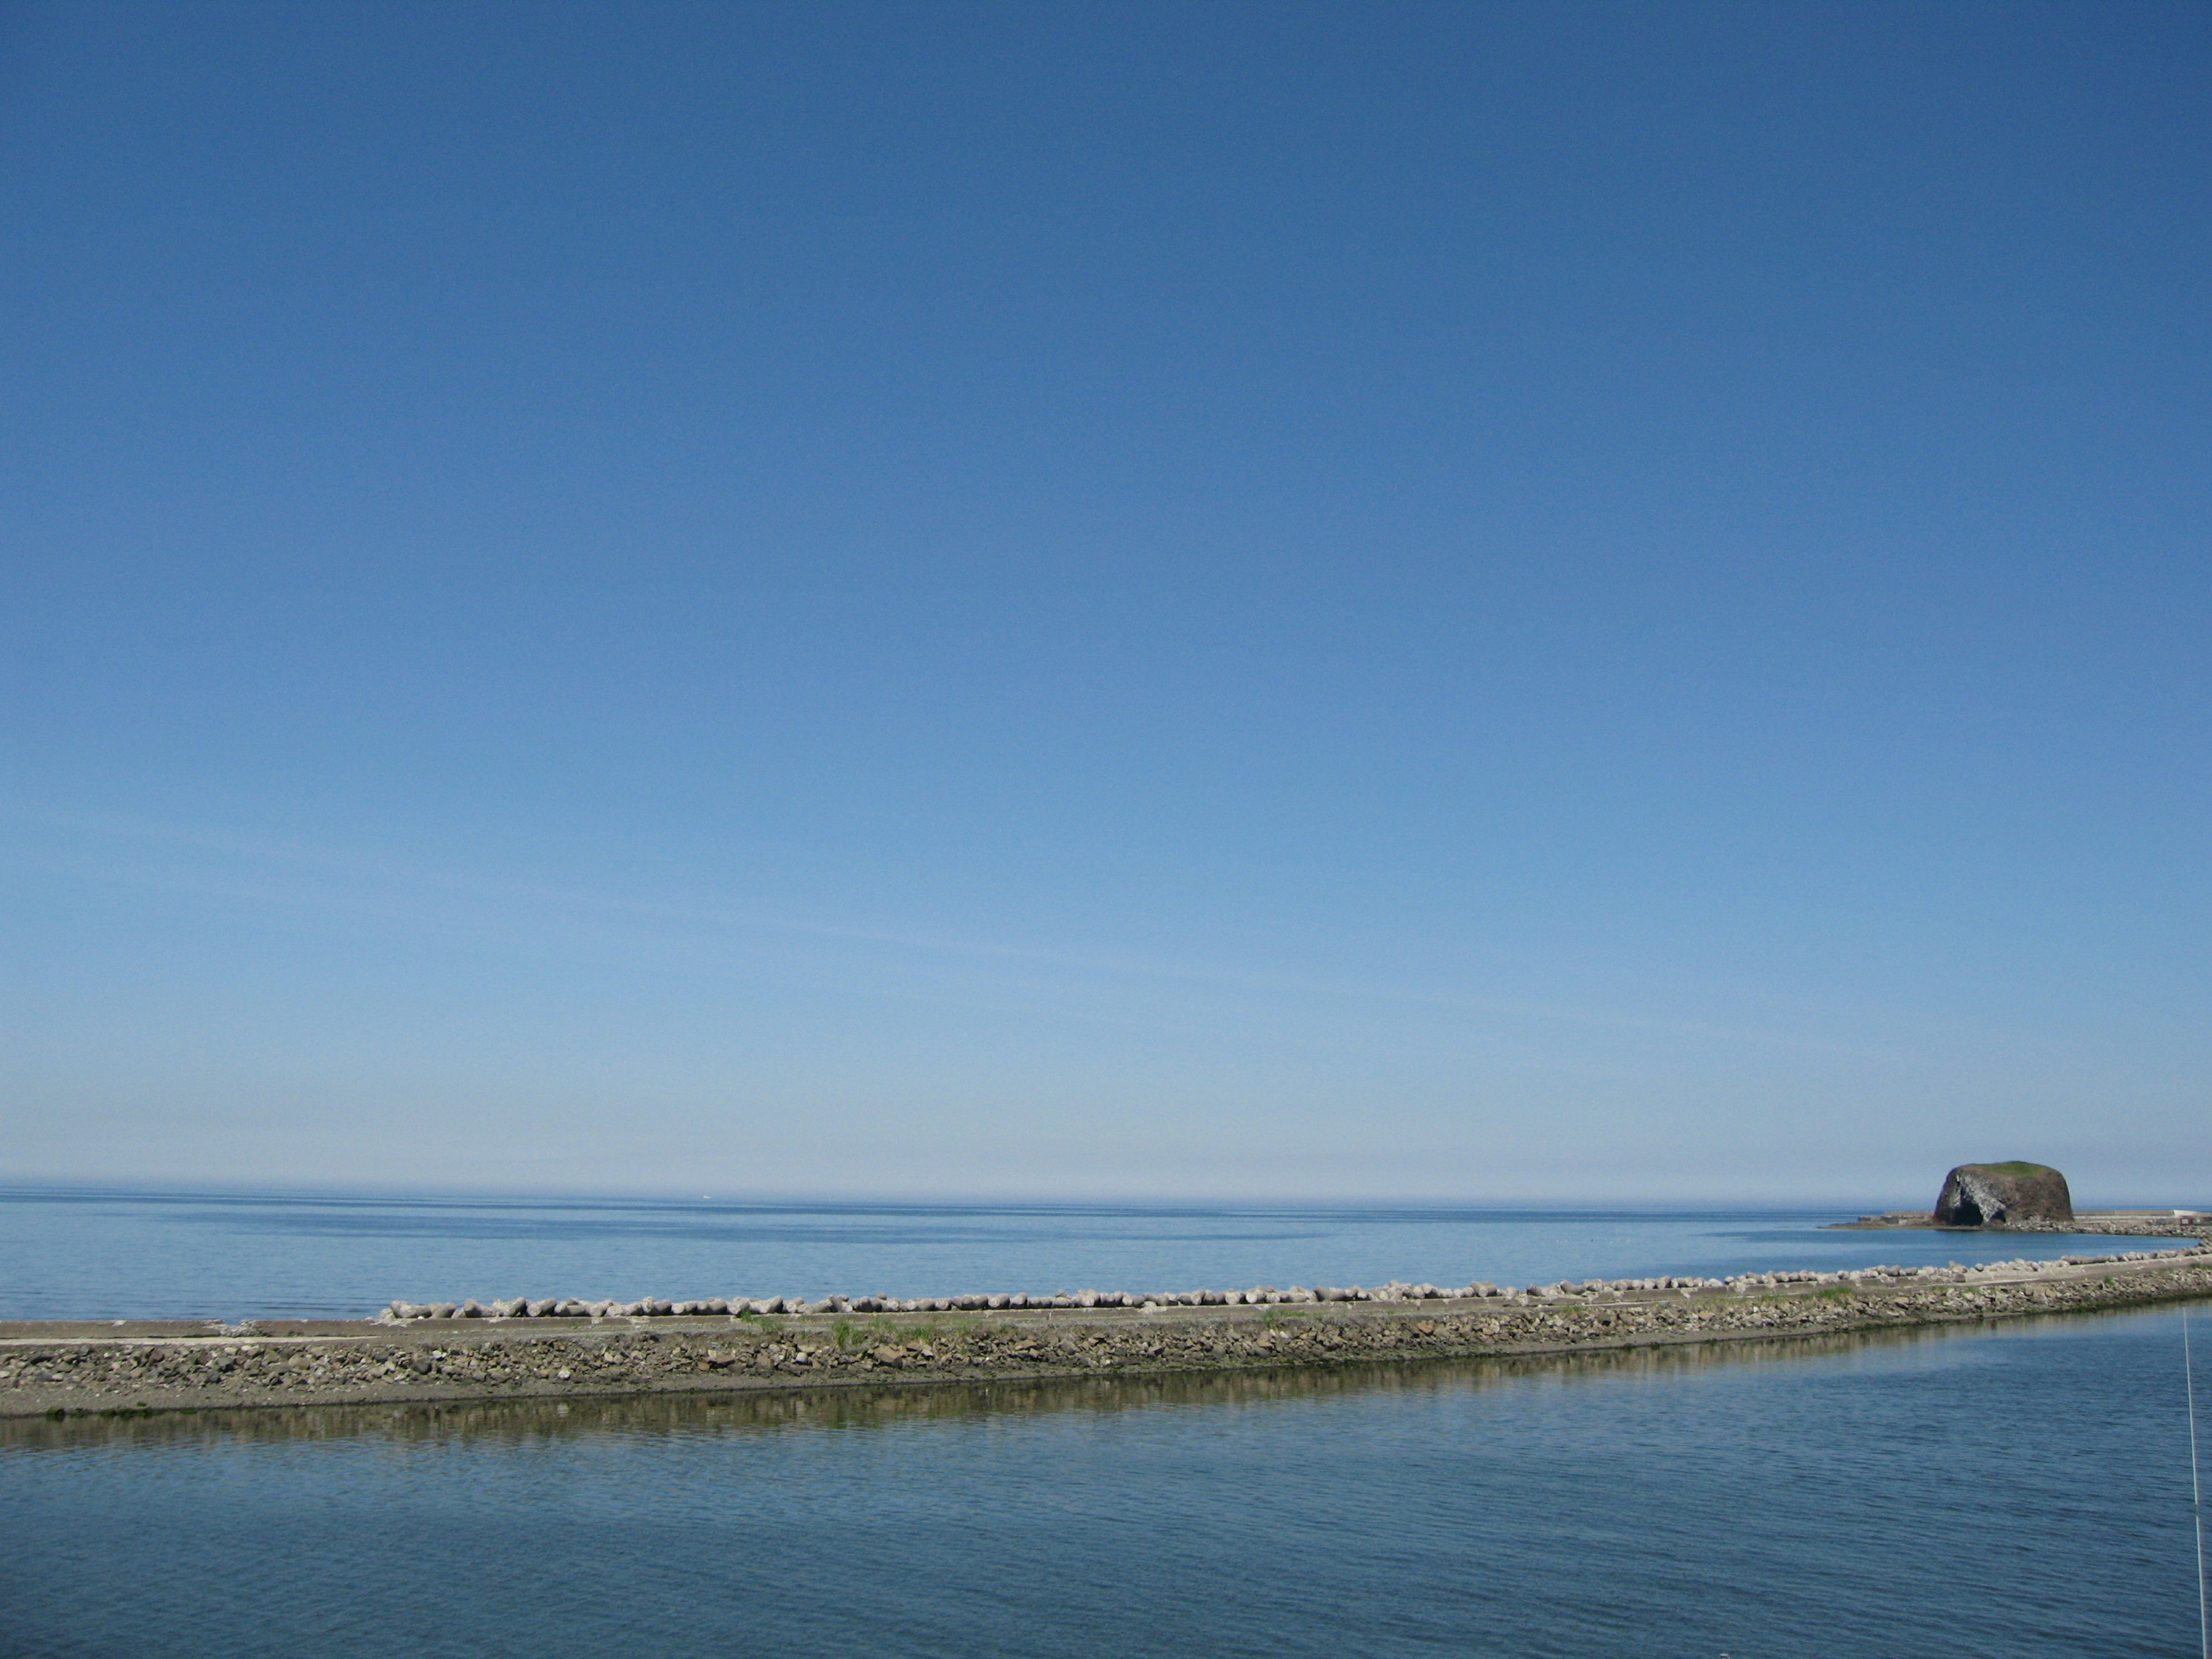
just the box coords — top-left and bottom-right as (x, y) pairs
(3, 4), (2207, 1203)
(6, 1180), (2202, 1214)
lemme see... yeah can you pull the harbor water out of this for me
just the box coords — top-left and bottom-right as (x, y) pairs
(3, 1308), (2205, 1656)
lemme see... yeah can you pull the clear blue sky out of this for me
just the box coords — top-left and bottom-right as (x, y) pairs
(3, 2), (2206, 1202)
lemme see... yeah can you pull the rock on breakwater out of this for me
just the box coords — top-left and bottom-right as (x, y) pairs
(7, 1245), (2211, 1420)
(378, 1279), (1516, 1321)
(372, 1243), (2211, 1325)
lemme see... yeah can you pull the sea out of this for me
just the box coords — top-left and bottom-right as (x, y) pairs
(0, 1186), (2188, 1321)
(2, 1190), (2206, 1657)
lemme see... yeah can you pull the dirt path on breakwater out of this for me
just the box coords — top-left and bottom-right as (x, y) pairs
(7, 1247), (2212, 1421)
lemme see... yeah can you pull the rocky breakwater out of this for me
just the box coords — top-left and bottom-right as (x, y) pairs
(377, 1279), (1516, 1322)
(7, 1245), (2212, 1419)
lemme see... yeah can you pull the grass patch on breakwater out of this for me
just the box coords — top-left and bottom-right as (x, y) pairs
(830, 1318), (973, 1350)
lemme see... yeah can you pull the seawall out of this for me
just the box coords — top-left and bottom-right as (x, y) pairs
(6, 1245), (2210, 1420)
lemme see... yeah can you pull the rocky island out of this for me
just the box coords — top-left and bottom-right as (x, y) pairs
(1933, 1161), (2074, 1228)
(1830, 1162), (2181, 1230)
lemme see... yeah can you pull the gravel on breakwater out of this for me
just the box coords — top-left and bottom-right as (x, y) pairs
(6, 1243), (2210, 1420)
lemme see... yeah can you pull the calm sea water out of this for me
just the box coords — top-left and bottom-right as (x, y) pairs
(0, 1187), (2186, 1321)
(3, 1308), (2205, 1657)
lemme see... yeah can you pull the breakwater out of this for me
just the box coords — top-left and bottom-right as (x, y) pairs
(391, 1278), (1515, 1320)
(6, 1244), (2210, 1419)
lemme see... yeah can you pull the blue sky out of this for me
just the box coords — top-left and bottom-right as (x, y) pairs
(3, 2), (2206, 1202)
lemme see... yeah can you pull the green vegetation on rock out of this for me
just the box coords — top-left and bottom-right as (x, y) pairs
(1934, 1162), (2074, 1228)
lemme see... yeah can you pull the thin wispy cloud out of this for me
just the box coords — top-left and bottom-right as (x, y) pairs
(8, 798), (1922, 1062)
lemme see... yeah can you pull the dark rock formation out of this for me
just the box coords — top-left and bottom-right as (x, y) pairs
(1934, 1162), (2073, 1228)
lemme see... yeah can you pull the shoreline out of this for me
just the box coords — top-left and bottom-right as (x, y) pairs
(1827, 1210), (2209, 1232)
(7, 1244), (2211, 1422)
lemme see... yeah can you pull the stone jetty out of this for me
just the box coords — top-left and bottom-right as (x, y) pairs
(370, 1269), (1924, 1323)
(378, 1278), (1525, 1322)
(5, 1240), (2209, 1420)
